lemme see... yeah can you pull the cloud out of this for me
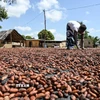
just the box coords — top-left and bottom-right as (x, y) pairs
(46, 9), (63, 22)
(37, 0), (67, 22)
(14, 26), (32, 31)
(88, 28), (100, 33)
(88, 28), (100, 37)
(86, 11), (90, 15)
(48, 29), (65, 40)
(48, 29), (56, 33)
(25, 31), (39, 39)
(83, 20), (88, 23)
(37, 0), (59, 11)
(0, 0), (31, 17)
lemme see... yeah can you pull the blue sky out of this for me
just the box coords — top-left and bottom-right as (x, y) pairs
(0, 0), (100, 40)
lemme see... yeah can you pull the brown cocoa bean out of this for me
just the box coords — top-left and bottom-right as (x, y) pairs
(22, 79), (29, 83)
(21, 76), (26, 79)
(58, 91), (63, 97)
(19, 88), (26, 92)
(26, 87), (33, 93)
(22, 91), (27, 96)
(89, 90), (97, 98)
(30, 75), (37, 79)
(24, 96), (30, 100)
(72, 89), (79, 93)
(29, 90), (37, 96)
(67, 85), (72, 93)
(9, 93), (15, 99)
(36, 93), (45, 99)
(4, 85), (10, 92)
(0, 91), (4, 97)
(57, 84), (61, 88)
(19, 76), (22, 81)
(11, 76), (14, 81)
(51, 94), (58, 99)
(1, 86), (6, 93)
(70, 95), (76, 100)
(46, 86), (52, 91)
(4, 93), (10, 96)
(14, 92), (22, 97)
(0, 97), (3, 100)
(10, 88), (18, 93)
(39, 80), (45, 85)
(4, 96), (9, 100)
(81, 87), (87, 93)
(30, 96), (36, 100)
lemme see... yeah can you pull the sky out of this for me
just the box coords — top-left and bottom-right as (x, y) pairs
(0, 0), (100, 40)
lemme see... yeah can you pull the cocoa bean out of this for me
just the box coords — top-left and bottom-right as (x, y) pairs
(0, 97), (3, 100)
(14, 92), (22, 97)
(36, 93), (45, 99)
(30, 96), (36, 100)
(4, 93), (10, 96)
(0, 91), (4, 97)
(24, 96), (30, 100)
(70, 95), (76, 100)
(19, 88), (26, 92)
(4, 96), (9, 100)
(10, 88), (18, 93)
(26, 87), (33, 93)
(89, 90), (97, 98)
(46, 86), (52, 91)
(9, 93), (15, 99)
(4, 85), (10, 92)
(29, 90), (37, 96)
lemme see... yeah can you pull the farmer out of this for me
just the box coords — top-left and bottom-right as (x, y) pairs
(66, 21), (87, 49)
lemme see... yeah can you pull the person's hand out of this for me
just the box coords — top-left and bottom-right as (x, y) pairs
(81, 47), (85, 50)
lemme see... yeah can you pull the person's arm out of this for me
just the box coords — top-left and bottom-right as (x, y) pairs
(80, 33), (84, 49)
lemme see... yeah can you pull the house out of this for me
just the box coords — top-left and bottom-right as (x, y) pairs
(78, 39), (93, 48)
(0, 29), (25, 48)
(25, 39), (41, 47)
(25, 39), (63, 48)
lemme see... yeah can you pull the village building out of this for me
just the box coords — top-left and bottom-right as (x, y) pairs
(0, 29), (25, 48)
(0, 29), (93, 48)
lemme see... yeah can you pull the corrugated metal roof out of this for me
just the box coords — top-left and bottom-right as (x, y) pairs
(0, 29), (13, 40)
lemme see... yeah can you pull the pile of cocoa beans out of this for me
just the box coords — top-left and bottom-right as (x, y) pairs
(0, 48), (100, 100)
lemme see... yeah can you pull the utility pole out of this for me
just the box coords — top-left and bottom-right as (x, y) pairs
(43, 9), (46, 48)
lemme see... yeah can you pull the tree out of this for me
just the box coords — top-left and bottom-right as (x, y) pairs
(93, 36), (99, 47)
(22, 35), (33, 39)
(22, 35), (26, 39)
(2, 0), (16, 5)
(38, 29), (55, 40)
(0, 0), (16, 28)
(0, 6), (8, 28)
(25, 36), (32, 39)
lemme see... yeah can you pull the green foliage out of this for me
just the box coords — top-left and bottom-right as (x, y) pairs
(22, 35), (26, 39)
(38, 29), (55, 40)
(0, 7), (8, 21)
(93, 36), (100, 47)
(25, 36), (32, 39)
(3, 0), (16, 5)
(21, 35), (32, 39)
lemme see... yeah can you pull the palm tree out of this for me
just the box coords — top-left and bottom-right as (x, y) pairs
(93, 36), (99, 47)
